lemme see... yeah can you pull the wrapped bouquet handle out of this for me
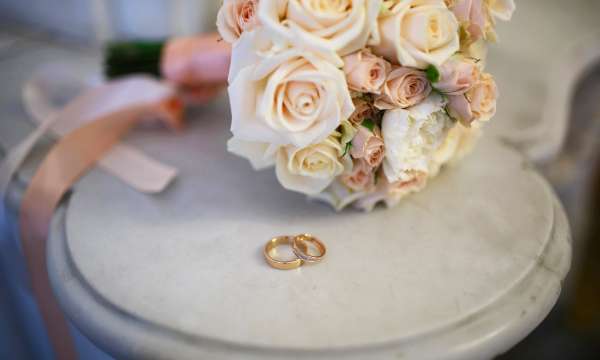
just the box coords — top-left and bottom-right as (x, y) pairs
(105, 33), (231, 104)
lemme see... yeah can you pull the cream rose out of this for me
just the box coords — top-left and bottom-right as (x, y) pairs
(310, 180), (369, 211)
(382, 94), (453, 183)
(229, 49), (354, 148)
(258, 0), (382, 64)
(432, 122), (481, 169)
(375, 66), (431, 110)
(275, 136), (351, 195)
(217, 0), (261, 44)
(343, 49), (391, 94)
(434, 56), (480, 95)
(372, 0), (460, 69)
(350, 126), (385, 167)
(486, 0), (515, 22)
(227, 137), (278, 170)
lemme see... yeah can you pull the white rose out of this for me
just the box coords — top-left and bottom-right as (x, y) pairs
(258, 0), (382, 65)
(227, 137), (278, 170)
(381, 93), (453, 183)
(276, 136), (351, 195)
(229, 49), (354, 148)
(372, 0), (460, 69)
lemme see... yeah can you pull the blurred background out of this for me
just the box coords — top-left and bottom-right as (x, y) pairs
(1, 0), (599, 359)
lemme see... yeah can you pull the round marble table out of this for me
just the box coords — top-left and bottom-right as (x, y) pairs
(47, 104), (571, 360)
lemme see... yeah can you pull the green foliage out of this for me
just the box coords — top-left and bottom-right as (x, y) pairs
(426, 64), (440, 83)
(104, 41), (165, 79)
(362, 118), (375, 132)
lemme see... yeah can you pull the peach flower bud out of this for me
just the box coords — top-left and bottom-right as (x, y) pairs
(434, 57), (480, 95)
(447, 95), (474, 127)
(387, 170), (428, 195)
(343, 49), (391, 94)
(449, 0), (486, 42)
(375, 67), (432, 110)
(216, 0), (260, 44)
(341, 159), (375, 192)
(467, 72), (498, 122)
(348, 98), (377, 126)
(350, 126), (385, 168)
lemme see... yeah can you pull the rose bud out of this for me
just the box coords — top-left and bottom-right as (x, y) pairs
(350, 126), (385, 168)
(343, 49), (391, 94)
(434, 56), (480, 95)
(341, 159), (376, 192)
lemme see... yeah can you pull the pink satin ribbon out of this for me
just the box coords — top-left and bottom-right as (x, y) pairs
(3, 32), (231, 359)
(21, 72), (181, 194)
(19, 98), (182, 359)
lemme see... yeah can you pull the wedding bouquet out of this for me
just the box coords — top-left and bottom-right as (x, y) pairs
(218, 0), (514, 211)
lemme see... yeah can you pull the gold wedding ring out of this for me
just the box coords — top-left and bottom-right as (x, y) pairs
(292, 234), (327, 263)
(264, 236), (306, 270)
(264, 234), (327, 270)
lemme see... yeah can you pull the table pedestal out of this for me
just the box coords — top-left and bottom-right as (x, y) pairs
(47, 105), (571, 360)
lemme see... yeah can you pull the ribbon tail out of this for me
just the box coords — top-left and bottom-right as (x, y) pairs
(19, 101), (180, 360)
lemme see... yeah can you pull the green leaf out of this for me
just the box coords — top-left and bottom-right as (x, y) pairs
(362, 118), (375, 132)
(342, 142), (352, 157)
(339, 120), (357, 145)
(425, 64), (440, 83)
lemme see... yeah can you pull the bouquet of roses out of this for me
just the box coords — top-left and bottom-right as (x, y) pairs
(218, 0), (514, 211)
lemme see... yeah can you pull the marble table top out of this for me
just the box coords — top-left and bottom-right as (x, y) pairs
(46, 104), (571, 359)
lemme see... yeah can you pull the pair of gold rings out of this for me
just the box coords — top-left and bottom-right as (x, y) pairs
(264, 234), (326, 270)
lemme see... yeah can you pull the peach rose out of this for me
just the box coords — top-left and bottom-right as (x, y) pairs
(217, 0), (260, 43)
(434, 56), (480, 95)
(467, 72), (497, 122)
(350, 126), (385, 167)
(446, 72), (497, 126)
(343, 50), (391, 94)
(354, 170), (427, 211)
(341, 159), (375, 192)
(375, 67), (431, 110)
(448, 0), (486, 42)
(348, 98), (377, 126)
